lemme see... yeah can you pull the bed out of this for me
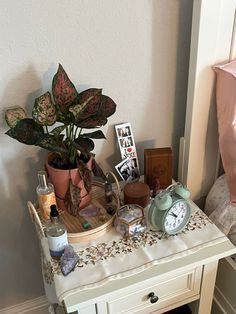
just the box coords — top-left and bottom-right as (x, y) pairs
(201, 59), (236, 313)
(204, 174), (236, 254)
(204, 175), (236, 314)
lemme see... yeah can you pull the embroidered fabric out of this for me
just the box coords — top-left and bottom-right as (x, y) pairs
(40, 201), (226, 304)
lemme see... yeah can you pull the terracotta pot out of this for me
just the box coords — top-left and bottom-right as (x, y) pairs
(45, 153), (92, 212)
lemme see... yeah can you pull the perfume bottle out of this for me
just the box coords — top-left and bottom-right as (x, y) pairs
(37, 170), (56, 220)
(46, 204), (68, 259)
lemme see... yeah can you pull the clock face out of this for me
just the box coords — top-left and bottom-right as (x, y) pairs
(163, 200), (191, 234)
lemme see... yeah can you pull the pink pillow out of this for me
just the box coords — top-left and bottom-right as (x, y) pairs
(214, 60), (236, 203)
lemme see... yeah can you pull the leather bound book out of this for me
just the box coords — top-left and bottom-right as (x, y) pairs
(144, 147), (173, 190)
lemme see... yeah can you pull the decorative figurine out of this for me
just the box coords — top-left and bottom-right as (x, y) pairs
(82, 220), (91, 230)
(104, 180), (113, 203)
(106, 206), (116, 215)
(152, 175), (161, 198)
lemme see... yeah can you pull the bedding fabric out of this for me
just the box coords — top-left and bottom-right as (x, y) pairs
(205, 174), (236, 247)
(214, 60), (236, 203)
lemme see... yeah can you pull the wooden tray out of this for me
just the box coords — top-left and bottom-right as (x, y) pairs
(60, 181), (120, 242)
(28, 175), (121, 243)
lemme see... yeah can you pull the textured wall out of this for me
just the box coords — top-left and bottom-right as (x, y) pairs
(0, 0), (192, 309)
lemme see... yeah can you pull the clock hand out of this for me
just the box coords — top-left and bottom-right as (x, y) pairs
(170, 213), (178, 218)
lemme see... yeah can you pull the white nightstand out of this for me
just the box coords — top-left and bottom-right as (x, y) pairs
(28, 199), (236, 314)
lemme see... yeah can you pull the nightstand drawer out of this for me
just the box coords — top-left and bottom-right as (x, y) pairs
(106, 266), (202, 314)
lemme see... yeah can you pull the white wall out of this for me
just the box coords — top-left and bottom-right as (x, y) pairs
(0, 0), (192, 309)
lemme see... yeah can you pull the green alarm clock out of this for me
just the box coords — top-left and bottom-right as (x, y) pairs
(148, 183), (191, 235)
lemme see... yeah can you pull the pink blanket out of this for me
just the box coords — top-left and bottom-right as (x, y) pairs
(214, 60), (236, 203)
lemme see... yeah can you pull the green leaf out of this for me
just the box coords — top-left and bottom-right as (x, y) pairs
(80, 130), (106, 139)
(52, 64), (78, 112)
(5, 118), (44, 145)
(5, 107), (27, 128)
(32, 92), (56, 126)
(74, 137), (95, 154)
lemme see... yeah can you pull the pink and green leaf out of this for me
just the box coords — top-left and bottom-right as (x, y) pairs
(76, 160), (92, 193)
(32, 92), (56, 126)
(52, 64), (78, 112)
(80, 130), (106, 139)
(69, 88), (102, 120)
(5, 118), (44, 145)
(5, 107), (27, 128)
(91, 159), (107, 181)
(64, 179), (81, 216)
(100, 95), (116, 118)
(50, 124), (67, 137)
(74, 137), (95, 154)
(37, 134), (68, 153)
(75, 116), (107, 129)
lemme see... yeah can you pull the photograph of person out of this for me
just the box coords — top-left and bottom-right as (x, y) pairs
(117, 125), (131, 138)
(120, 138), (126, 148)
(118, 127), (127, 137)
(124, 126), (131, 136)
(116, 158), (140, 181)
(119, 136), (133, 148)
(125, 136), (133, 147)
(115, 122), (140, 175)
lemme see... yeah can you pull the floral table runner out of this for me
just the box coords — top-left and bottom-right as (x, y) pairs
(41, 201), (226, 303)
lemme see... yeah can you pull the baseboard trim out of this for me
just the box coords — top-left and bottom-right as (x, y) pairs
(0, 296), (48, 314)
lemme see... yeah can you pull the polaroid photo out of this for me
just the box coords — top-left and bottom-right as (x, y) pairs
(115, 157), (140, 182)
(115, 122), (139, 168)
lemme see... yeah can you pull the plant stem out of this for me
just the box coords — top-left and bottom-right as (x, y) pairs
(68, 123), (76, 166)
(74, 126), (78, 140)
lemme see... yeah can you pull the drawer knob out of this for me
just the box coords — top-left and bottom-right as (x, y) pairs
(148, 292), (159, 303)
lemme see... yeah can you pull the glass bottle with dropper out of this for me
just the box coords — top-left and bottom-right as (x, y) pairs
(46, 204), (68, 259)
(37, 170), (56, 220)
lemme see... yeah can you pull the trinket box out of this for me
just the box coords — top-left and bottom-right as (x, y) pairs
(124, 181), (150, 208)
(114, 204), (146, 237)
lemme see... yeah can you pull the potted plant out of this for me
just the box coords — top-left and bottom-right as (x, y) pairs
(5, 64), (116, 215)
